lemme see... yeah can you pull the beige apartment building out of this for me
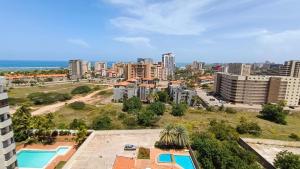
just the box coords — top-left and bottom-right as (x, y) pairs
(227, 63), (251, 76)
(279, 60), (300, 78)
(125, 63), (153, 80)
(214, 73), (300, 106)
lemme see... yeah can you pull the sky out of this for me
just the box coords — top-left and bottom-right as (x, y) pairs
(0, 0), (300, 63)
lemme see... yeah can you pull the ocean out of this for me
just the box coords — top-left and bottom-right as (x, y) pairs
(0, 60), (188, 71)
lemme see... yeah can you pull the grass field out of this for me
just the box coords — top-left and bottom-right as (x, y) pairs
(51, 103), (300, 141)
(8, 82), (107, 106)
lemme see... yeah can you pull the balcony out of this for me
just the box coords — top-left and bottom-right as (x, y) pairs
(1, 130), (14, 142)
(0, 92), (8, 101)
(4, 153), (17, 167)
(2, 142), (16, 155)
(0, 107), (9, 116)
(0, 118), (12, 129)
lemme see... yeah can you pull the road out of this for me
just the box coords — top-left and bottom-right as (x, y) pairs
(30, 87), (112, 116)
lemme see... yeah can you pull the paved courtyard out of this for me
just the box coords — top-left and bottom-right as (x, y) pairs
(63, 129), (161, 169)
(242, 138), (300, 165)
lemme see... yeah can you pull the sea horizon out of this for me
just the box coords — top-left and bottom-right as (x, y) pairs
(0, 60), (189, 71)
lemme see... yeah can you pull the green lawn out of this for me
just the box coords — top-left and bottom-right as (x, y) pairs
(52, 103), (300, 141)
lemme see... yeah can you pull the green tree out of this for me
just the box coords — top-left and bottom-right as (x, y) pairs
(75, 126), (88, 146)
(147, 101), (166, 116)
(260, 103), (288, 124)
(122, 96), (142, 112)
(12, 106), (32, 142)
(209, 120), (239, 141)
(236, 118), (261, 136)
(157, 91), (169, 103)
(191, 132), (261, 169)
(137, 110), (157, 126)
(274, 151), (300, 169)
(171, 103), (187, 116)
(91, 116), (112, 130)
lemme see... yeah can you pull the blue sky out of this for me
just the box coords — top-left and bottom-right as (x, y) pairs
(0, 0), (300, 63)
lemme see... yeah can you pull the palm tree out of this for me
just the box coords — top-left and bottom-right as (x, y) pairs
(159, 124), (176, 145)
(173, 125), (189, 147)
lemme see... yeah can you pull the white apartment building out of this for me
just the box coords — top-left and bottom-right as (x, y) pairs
(0, 77), (17, 169)
(162, 53), (176, 80)
(214, 73), (300, 106)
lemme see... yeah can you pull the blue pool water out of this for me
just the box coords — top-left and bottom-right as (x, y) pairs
(158, 153), (195, 169)
(17, 147), (69, 169)
(158, 153), (172, 162)
(174, 155), (195, 169)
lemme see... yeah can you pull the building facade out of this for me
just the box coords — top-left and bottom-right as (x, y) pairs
(0, 77), (17, 169)
(124, 63), (153, 80)
(214, 73), (300, 106)
(168, 81), (197, 106)
(227, 63), (251, 76)
(279, 60), (300, 78)
(69, 60), (83, 79)
(162, 53), (175, 79)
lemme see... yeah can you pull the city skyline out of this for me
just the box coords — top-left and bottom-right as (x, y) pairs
(1, 0), (300, 62)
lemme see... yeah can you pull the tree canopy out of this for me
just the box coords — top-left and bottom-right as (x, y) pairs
(260, 103), (288, 125)
(274, 151), (300, 169)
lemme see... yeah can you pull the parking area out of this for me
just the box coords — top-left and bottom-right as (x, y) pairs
(196, 88), (221, 107)
(63, 129), (161, 169)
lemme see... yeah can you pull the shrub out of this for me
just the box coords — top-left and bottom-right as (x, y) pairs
(71, 86), (92, 95)
(122, 115), (138, 128)
(27, 92), (71, 105)
(137, 147), (150, 159)
(147, 101), (166, 116)
(225, 107), (237, 114)
(122, 96), (142, 112)
(69, 119), (87, 129)
(209, 120), (239, 141)
(236, 119), (262, 136)
(274, 151), (300, 169)
(51, 130), (59, 137)
(289, 133), (300, 141)
(91, 116), (112, 130)
(171, 103), (187, 116)
(260, 103), (288, 125)
(69, 101), (85, 110)
(137, 110), (157, 126)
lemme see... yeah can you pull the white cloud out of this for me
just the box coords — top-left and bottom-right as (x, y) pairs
(107, 0), (210, 35)
(222, 29), (270, 39)
(67, 38), (90, 48)
(257, 29), (300, 58)
(105, 0), (273, 36)
(114, 36), (152, 47)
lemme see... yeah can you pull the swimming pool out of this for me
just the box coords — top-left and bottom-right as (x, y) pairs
(158, 153), (195, 169)
(17, 147), (70, 169)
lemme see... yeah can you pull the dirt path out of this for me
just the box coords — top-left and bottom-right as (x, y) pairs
(30, 87), (113, 116)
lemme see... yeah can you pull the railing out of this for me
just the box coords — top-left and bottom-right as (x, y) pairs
(188, 145), (201, 169)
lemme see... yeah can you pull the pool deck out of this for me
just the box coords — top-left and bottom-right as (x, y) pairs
(63, 129), (162, 169)
(17, 141), (77, 169)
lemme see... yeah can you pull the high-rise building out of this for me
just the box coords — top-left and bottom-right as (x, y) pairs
(124, 63), (153, 80)
(137, 58), (153, 64)
(227, 63), (251, 76)
(0, 77), (17, 169)
(214, 73), (300, 106)
(162, 53), (175, 79)
(191, 61), (205, 70)
(69, 60), (91, 79)
(94, 62), (107, 76)
(279, 60), (300, 78)
(69, 60), (83, 79)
